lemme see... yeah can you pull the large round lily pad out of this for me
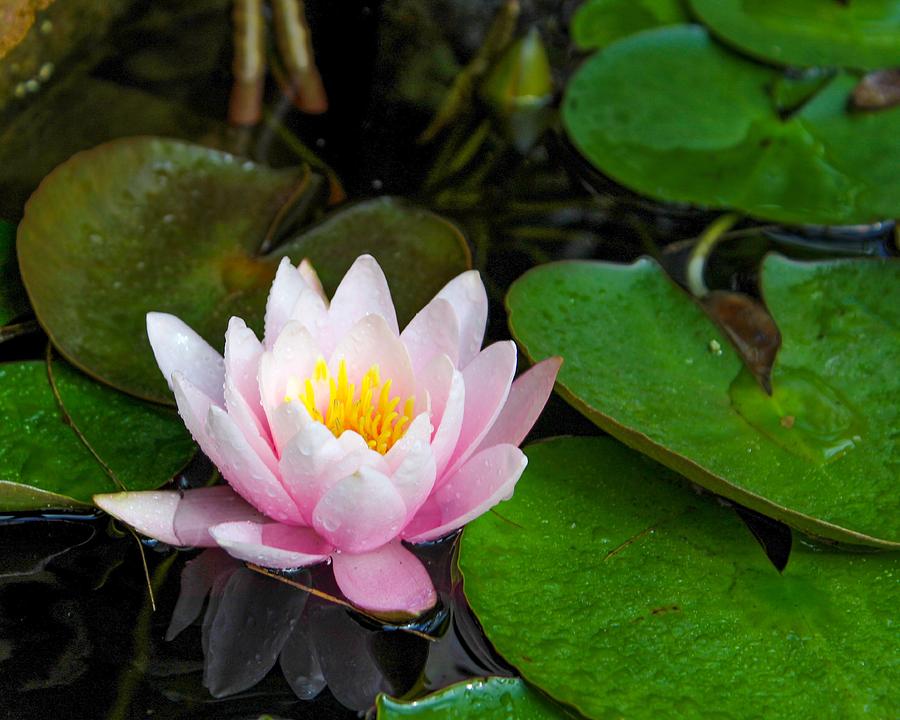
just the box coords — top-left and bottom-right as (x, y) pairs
(17, 137), (470, 403)
(689, 0), (900, 70)
(460, 437), (899, 719)
(376, 677), (571, 719)
(507, 255), (899, 547)
(18, 137), (309, 402)
(0, 359), (195, 510)
(562, 25), (900, 225)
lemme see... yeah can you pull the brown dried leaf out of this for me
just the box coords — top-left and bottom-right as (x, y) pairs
(852, 69), (900, 111)
(0, 0), (54, 60)
(702, 290), (780, 393)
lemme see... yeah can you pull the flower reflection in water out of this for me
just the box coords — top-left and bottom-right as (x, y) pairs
(165, 536), (504, 711)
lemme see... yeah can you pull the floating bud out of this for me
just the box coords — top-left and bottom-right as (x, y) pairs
(480, 28), (553, 151)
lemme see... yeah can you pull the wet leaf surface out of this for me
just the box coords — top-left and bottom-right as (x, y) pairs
(507, 255), (900, 546)
(17, 137), (314, 402)
(570, 0), (688, 51)
(0, 359), (194, 510)
(49, 353), (196, 495)
(460, 437), (900, 719)
(376, 677), (571, 719)
(0, 361), (108, 509)
(688, 0), (900, 70)
(18, 137), (470, 402)
(562, 25), (900, 225)
(0, 221), (29, 326)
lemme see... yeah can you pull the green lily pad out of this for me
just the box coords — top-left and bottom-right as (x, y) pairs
(0, 221), (29, 325)
(17, 136), (310, 402)
(562, 25), (900, 225)
(460, 437), (900, 719)
(571, 0), (688, 50)
(507, 255), (899, 547)
(689, 0), (900, 70)
(376, 677), (572, 719)
(49, 354), (196, 494)
(0, 359), (195, 510)
(18, 137), (470, 403)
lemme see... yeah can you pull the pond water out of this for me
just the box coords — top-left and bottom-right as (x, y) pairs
(1, 1), (896, 718)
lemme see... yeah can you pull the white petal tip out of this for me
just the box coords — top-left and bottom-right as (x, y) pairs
(93, 491), (181, 546)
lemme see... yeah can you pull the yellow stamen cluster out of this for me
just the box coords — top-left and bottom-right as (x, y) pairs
(285, 358), (415, 455)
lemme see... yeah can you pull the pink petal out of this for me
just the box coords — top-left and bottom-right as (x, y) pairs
(172, 372), (222, 467)
(147, 312), (224, 404)
(222, 322), (277, 471)
(264, 257), (308, 348)
(172, 485), (265, 546)
(93, 490), (181, 545)
(475, 356), (562, 452)
(417, 355), (465, 474)
(206, 406), (306, 526)
(277, 408), (347, 520)
(312, 466), (407, 553)
(298, 259), (327, 302)
(224, 376), (279, 475)
(328, 314), (415, 401)
(400, 297), (459, 373)
(267, 398), (320, 455)
(287, 284), (329, 346)
(383, 412), (431, 473)
(331, 541), (436, 619)
(223, 317), (267, 430)
(283, 423), (389, 524)
(258, 321), (320, 419)
(327, 255), (399, 351)
(94, 486), (265, 548)
(209, 521), (332, 569)
(441, 341), (517, 483)
(435, 270), (488, 369)
(403, 444), (526, 543)
(384, 413), (436, 517)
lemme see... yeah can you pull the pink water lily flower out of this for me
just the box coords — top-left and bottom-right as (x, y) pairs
(95, 255), (560, 619)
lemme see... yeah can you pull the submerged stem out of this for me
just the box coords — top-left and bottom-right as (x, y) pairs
(686, 213), (741, 298)
(0, 319), (39, 344)
(106, 553), (177, 720)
